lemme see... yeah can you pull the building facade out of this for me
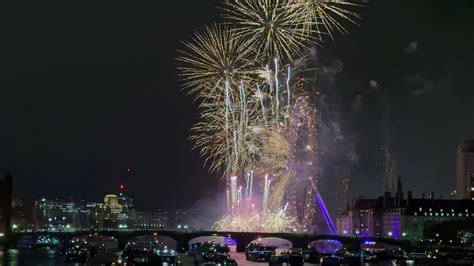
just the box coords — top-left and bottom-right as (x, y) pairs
(134, 211), (167, 230)
(34, 197), (90, 231)
(337, 180), (474, 239)
(88, 194), (135, 230)
(0, 173), (12, 249)
(11, 198), (34, 232)
(456, 140), (474, 199)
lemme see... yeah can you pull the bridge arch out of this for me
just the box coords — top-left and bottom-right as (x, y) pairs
(250, 237), (293, 254)
(188, 235), (237, 252)
(16, 235), (35, 249)
(308, 239), (342, 254)
(127, 234), (178, 250)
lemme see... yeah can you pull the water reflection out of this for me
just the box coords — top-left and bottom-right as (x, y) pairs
(1, 249), (81, 266)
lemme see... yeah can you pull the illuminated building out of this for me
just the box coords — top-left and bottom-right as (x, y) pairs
(118, 193), (135, 227)
(34, 197), (89, 231)
(0, 173), (12, 249)
(88, 194), (135, 230)
(134, 211), (167, 230)
(337, 178), (474, 239)
(456, 140), (474, 199)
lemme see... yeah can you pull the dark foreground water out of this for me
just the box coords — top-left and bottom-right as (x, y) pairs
(0, 249), (118, 266)
(0, 249), (414, 266)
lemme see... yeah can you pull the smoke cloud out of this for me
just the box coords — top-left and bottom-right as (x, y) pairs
(404, 73), (438, 96)
(404, 40), (419, 54)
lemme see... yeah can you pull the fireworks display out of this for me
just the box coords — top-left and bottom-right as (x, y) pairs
(178, 0), (366, 233)
(297, 0), (363, 39)
(222, 0), (312, 62)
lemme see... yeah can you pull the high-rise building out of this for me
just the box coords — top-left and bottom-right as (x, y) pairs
(0, 173), (12, 249)
(456, 140), (474, 199)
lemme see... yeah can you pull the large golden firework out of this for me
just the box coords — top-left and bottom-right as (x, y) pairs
(191, 84), (267, 176)
(297, 0), (363, 40)
(177, 24), (254, 101)
(222, 0), (314, 62)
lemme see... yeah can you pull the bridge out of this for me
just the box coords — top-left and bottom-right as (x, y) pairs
(11, 231), (410, 252)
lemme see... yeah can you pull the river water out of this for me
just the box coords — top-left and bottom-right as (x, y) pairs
(0, 249), (409, 265)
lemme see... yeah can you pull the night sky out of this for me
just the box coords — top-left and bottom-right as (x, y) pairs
(0, 1), (473, 212)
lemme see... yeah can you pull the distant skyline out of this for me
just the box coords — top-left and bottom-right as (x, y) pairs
(0, 0), (473, 211)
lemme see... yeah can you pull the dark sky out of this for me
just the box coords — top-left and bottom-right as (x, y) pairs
(0, 0), (473, 211)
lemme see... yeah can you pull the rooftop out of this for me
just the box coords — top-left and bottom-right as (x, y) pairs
(460, 140), (474, 153)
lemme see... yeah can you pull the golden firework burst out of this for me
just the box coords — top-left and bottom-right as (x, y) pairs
(222, 0), (314, 62)
(297, 0), (364, 40)
(177, 24), (254, 101)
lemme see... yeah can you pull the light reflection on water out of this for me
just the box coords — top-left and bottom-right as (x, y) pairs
(0, 249), (63, 266)
(0, 249), (416, 266)
(0, 249), (106, 266)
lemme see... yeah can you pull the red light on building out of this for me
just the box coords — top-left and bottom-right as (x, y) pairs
(119, 184), (125, 190)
